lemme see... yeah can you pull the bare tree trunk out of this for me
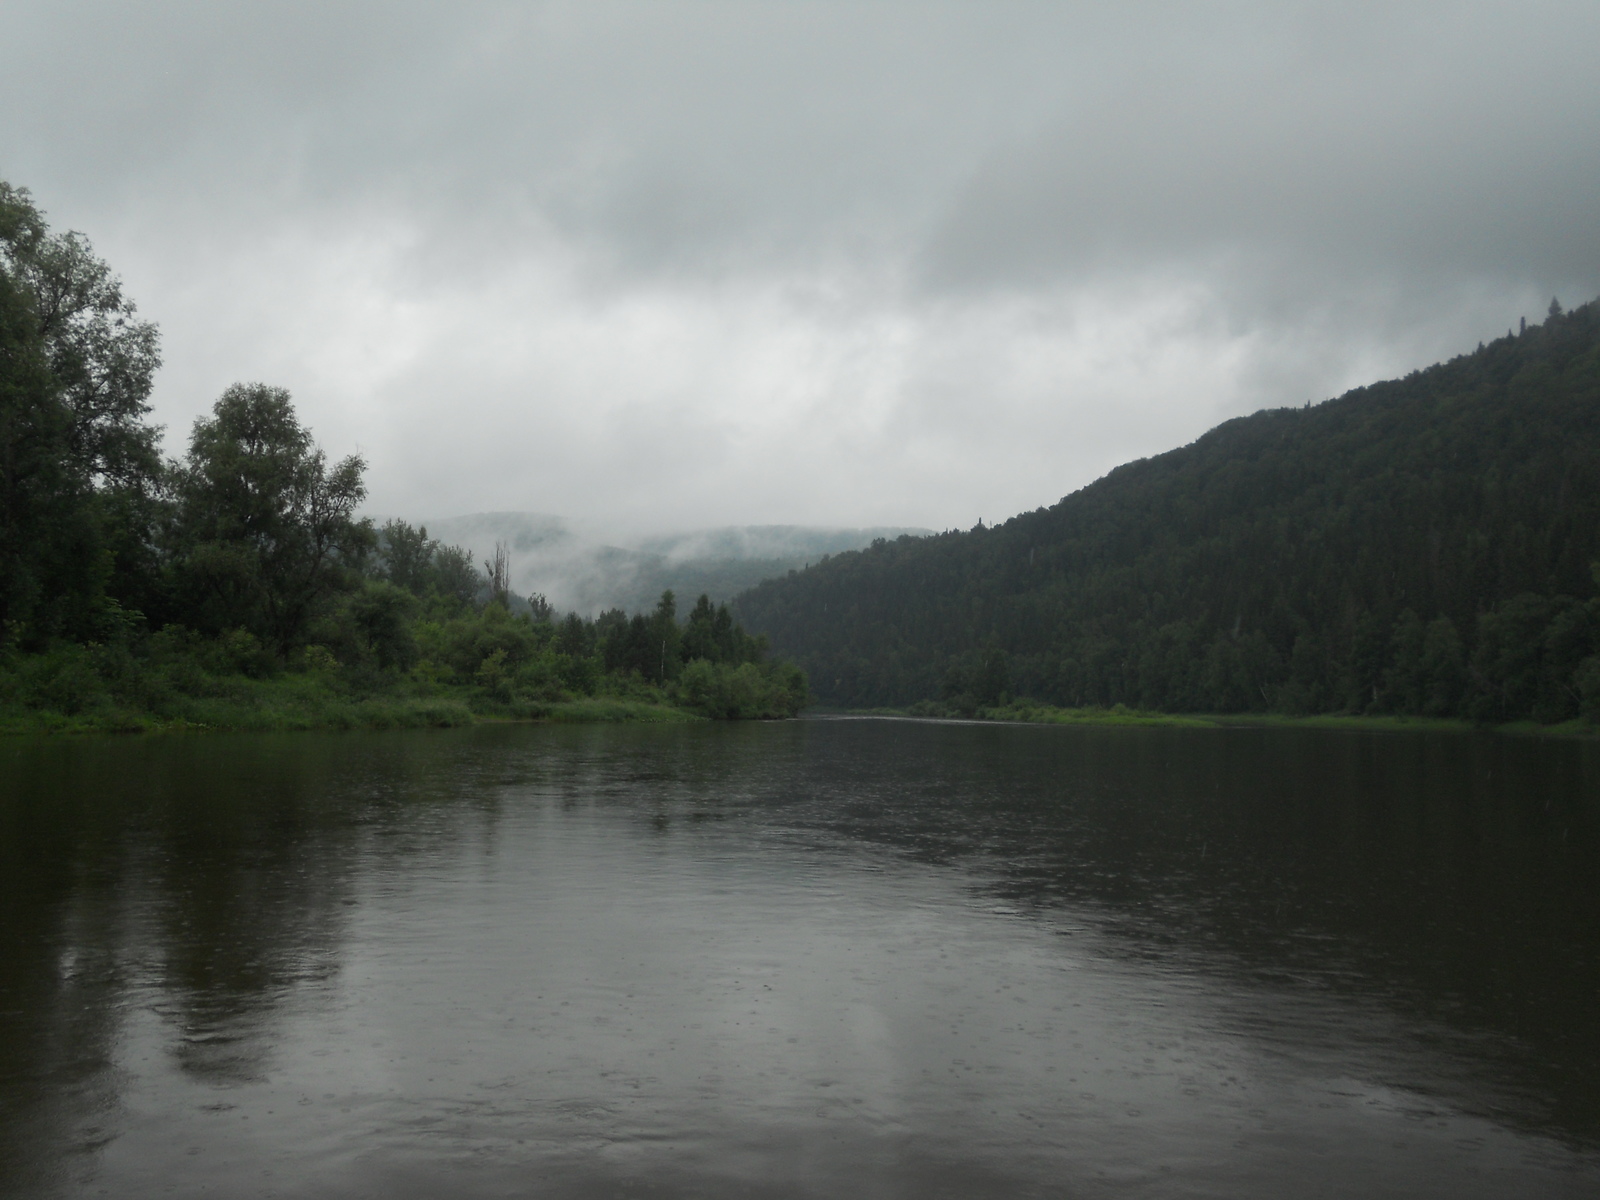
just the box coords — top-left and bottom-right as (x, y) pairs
(485, 541), (511, 607)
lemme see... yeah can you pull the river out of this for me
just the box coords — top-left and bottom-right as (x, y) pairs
(1, 717), (1597, 1197)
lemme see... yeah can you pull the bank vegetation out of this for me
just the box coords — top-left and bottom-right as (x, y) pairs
(0, 182), (806, 733)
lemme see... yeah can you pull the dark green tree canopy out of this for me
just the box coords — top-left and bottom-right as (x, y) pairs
(375, 519), (479, 607)
(0, 182), (164, 644)
(0, 261), (79, 636)
(735, 298), (1600, 723)
(378, 519), (438, 594)
(172, 383), (372, 651)
(0, 182), (161, 490)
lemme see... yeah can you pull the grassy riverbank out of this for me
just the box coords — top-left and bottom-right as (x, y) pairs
(0, 186), (807, 740)
(1205, 711), (1596, 738)
(0, 695), (705, 736)
(0, 640), (782, 735)
(844, 699), (1599, 738)
(902, 700), (1215, 728)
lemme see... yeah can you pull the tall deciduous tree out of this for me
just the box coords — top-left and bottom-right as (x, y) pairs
(0, 186), (162, 490)
(376, 518), (480, 609)
(377, 519), (438, 593)
(0, 260), (80, 637)
(0, 181), (163, 643)
(171, 384), (372, 652)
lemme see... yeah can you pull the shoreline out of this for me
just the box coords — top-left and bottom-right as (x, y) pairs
(0, 688), (712, 737)
(811, 704), (1599, 739)
(11, 695), (1596, 740)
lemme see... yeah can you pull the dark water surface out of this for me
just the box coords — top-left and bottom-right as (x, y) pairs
(2, 718), (1598, 1198)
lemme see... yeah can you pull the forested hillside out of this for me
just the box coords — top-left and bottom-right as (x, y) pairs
(734, 299), (1600, 723)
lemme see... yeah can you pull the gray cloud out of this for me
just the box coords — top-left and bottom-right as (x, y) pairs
(925, 5), (1600, 292)
(3, 1), (1594, 533)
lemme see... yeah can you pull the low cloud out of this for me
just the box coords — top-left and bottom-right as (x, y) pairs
(4, 1), (1594, 531)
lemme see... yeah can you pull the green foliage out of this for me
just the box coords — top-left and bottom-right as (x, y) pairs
(1468, 593), (1594, 723)
(349, 582), (419, 672)
(0, 182), (162, 645)
(674, 658), (808, 719)
(0, 579), (809, 733)
(169, 384), (372, 651)
(0, 177), (815, 732)
(377, 519), (435, 593)
(735, 300), (1600, 726)
(0, 185), (161, 489)
(0, 260), (82, 637)
(544, 698), (702, 723)
(940, 642), (1010, 714)
(374, 519), (480, 609)
(681, 592), (768, 666)
(594, 591), (687, 683)
(902, 698), (1215, 727)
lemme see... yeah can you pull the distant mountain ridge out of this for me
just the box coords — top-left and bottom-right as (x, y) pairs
(386, 514), (931, 616)
(732, 298), (1600, 724)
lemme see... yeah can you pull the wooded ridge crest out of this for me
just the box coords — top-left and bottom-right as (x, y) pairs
(733, 298), (1600, 724)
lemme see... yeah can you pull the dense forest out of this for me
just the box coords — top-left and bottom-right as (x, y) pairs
(734, 298), (1600, 725)
(0, 183), (805, 730)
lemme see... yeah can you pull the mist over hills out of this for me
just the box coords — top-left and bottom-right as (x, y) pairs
(733, 298), (1600, 724)
(394, 514), (931, 616)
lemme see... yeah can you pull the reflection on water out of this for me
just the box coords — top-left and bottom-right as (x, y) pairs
(1, 719), (1597, 1197)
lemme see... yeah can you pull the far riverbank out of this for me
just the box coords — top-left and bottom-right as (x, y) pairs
(820, 702), (1600, 739)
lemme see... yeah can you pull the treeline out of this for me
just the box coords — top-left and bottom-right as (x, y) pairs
(358, 526), (805, 721)
(734, 297), (1600, 725)
(0, 182), (804, 728)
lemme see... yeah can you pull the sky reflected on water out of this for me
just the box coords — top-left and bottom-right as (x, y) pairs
(1, 720), (1597, 1197)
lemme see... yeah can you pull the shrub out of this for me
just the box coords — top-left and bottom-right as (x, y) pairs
(675, 658), (808, 719)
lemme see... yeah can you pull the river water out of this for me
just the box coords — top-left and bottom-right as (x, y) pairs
(1, 717), (1597, 1198)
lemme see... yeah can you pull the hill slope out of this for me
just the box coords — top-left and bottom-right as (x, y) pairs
(733, 300), (1600, 723)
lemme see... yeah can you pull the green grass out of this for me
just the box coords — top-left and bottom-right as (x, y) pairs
(834, 701), (1215, 727)
(546, 698), (703, 723)
(10, 649), (1594, 740)
(836, 701), (1598, 738)
(1484, 716), (1600, 739)
(0, 689), (479, 736)
(1204, 711), (1597, 737)
(470, 697), (703, 724)
(1204, 712), (1475, 734)
(0, 662), (703, 736)
(985, 702), (1217, 728)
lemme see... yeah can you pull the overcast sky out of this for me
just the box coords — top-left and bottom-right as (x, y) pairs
(4, 1), (1597, 534)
